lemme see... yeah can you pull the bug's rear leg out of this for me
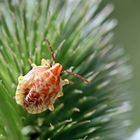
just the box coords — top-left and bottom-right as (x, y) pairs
(57, 91), (64, 97)
(41, 58), (51, 67)
(48, 104), (54, 111)
(18, 76), (24, 81)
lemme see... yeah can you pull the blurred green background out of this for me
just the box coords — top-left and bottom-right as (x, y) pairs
(104, 0), (140, 133)
(0, 0), (139, 139)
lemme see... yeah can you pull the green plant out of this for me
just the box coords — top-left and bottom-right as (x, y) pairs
(0, 0), (131, 140)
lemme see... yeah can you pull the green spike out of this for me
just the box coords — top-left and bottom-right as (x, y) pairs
(0, 0), (131, 140)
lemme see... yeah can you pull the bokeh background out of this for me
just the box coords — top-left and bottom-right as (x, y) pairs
(0, 0), (139, 139)
(103, 0), (140, 135)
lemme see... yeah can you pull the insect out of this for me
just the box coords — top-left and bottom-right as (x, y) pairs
(15, 38), (89, 114)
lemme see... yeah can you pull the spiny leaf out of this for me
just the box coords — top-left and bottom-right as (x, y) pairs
(0, 0), (131, 140)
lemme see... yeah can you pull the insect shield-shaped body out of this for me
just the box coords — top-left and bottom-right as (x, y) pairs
(15, 38), (89, 114)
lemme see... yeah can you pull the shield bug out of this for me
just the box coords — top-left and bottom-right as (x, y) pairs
(15, 38), (89, 114)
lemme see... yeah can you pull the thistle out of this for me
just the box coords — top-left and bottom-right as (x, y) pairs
(0, 0), (131, 140)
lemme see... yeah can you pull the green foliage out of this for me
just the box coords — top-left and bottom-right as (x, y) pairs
(0, 0), (131, 140)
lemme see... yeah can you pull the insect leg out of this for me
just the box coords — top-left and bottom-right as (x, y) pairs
(62, 79), (72, 86)
(41, 58), (51, 66)
(57, 91), (64, 97)
(28, 58), (36, 67)
(48, 104), (54, 111)
(18, 76), (24, 81)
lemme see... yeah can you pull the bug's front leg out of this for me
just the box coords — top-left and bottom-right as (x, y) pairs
(62, 79), (72, 86)
(41, 58), (51, 67)
(28, 58), (36, 67)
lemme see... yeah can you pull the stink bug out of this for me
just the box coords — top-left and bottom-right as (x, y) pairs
(15, 38), (89, 114)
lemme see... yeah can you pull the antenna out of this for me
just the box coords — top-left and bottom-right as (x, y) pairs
(45, 37), (90, 84)
(64, 70), (90, 84)
(45, 38), (55, 64)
